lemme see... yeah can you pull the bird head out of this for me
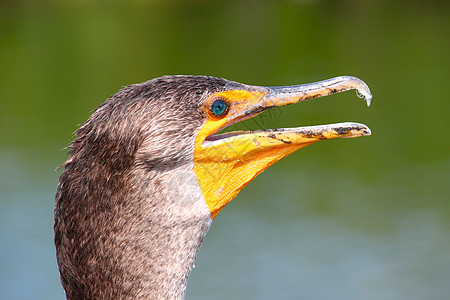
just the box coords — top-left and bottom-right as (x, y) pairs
(189, 76), (372, 218)
(64, 75), (371, 220)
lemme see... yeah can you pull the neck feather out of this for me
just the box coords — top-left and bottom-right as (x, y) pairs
(55, 160), (212, 299)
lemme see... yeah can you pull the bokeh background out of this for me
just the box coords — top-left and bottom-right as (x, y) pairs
(1, 0), (449, 299)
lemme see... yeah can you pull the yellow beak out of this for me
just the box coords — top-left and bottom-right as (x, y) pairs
(194, 76), (372, 218)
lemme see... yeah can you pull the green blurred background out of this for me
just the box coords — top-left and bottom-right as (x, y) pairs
(1, 0), (449, 299)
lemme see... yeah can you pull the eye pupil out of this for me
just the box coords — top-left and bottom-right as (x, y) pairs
(211, 99), (228, 117)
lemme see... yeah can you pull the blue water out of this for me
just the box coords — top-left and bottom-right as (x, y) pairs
(1, 149), (448, 299)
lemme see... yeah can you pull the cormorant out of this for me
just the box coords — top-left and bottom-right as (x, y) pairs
(54, 75), (372, 299)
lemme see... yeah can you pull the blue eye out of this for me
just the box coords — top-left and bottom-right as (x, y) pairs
(210, 98), (229, 117)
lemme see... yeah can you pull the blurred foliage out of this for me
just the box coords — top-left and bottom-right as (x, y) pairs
(1, 0), (448, 149)
(1, 0), (448, 200)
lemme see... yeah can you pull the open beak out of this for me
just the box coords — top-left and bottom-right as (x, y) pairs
(194, 76), (372, 218)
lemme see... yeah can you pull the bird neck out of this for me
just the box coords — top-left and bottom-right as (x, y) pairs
(133, 165), (213, 299)
(55, 161), (212, 299)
